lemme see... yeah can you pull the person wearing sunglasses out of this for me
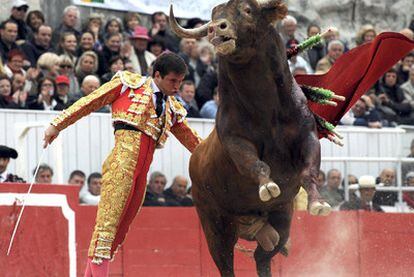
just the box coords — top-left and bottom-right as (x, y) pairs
(9, 0), (31, 43)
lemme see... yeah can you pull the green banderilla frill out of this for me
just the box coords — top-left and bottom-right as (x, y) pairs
(301, 86), (346, 106)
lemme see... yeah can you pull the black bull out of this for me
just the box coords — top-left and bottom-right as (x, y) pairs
(169, 0), (413, 276)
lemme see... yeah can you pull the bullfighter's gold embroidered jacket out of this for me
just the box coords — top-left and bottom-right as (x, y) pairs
(51, 71), (202, 152)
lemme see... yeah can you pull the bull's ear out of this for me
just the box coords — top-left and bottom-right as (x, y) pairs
(258, 0), (288, 23)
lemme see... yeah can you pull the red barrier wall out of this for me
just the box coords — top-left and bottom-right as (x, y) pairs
(1, 184), (414, 276)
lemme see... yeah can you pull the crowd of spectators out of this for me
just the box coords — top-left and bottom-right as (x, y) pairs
(0, 1), (413, 125)
(0, 2), (219, 119)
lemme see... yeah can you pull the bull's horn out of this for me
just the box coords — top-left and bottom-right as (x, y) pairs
(169, 5), (210, 39)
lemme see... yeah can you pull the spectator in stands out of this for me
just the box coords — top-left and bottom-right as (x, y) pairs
(149, 11), (179, 53)
(196, 67), (218, 108)
(54, 75), (75, 110)
(75, 50), (99, 84)
(104, 17), (123, 38)
(287, 38), (313, 74)
(11, 72), (25, 93)
(143, 171), (167, 206)
(123, 12), (141, 38)
(320, 169), (344, 208)
(4, 49), (26, 79)
(57, 55), (78, 97)
(10, 72), (28, 108)
(376, 68), (413, 125)
(148, 35), (166, 58)
(35, 52), (60, 78)
(68, 169), (85, 187)
(340, 95), (382, 128)
(400, 28), (414, 41)
(27, 76), (57, 110)
(315, 40), (344, 74)
(9, 0), (30, 43)
(306, 23), (326, 71)
(280, 15), (303, 46)
(373, 168), (398, 207)
(34, 163), (53, 184)
(26, 10), (45, 37)
(0, 20), (19, 63)
(200, 87), (219, 119)
(177, 80), (200, 118)
(397, 53), (414, 85)
(355, 24), (377, 46)
(75, 75), (109, 113)
(401, 65), (414, 104)
(402, 139), (414, 180)
(128, 26), (156, 76)
(0, 145), (25, 183)
(179, 39), (207, 86)
(20, 24), (53, 67)
(0, 75), (19, 109)
(79, 172), (102, 205)
(51, 5), (80, 46)
(317, 170), (326, 191)
(164, 175), (193, 206)
(76, 31), (96, 57)
(340, 175), (383, 212)
(56, 32), (78, 65)
(101, 55), (124, 83)
(97, 33), (122, 76)
(403, 171), (414, 210)
(83, 13), (104, 50)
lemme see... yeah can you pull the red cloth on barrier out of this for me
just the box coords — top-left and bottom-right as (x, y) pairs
(295, 32), (414, 128)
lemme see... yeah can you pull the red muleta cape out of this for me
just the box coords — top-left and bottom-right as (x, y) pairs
(295, 32), (414, 137)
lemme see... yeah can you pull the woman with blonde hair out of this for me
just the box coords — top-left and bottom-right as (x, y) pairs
(75, 50), (99, 84)
(356, 24), (377, 46)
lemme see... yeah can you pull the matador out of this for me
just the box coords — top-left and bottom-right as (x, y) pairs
(43, 53), (202, 276)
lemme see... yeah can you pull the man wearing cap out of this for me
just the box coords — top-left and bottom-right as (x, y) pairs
(340, 175), (383, 212)
(43, 52), (202, 276)
(129, 26), (156, 76)
(9, 0), (30, 42)
(0, 145), (25, 183)
(54, 75), (75, 110)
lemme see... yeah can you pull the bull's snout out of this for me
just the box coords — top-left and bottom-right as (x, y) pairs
(208, 19), (230, 35)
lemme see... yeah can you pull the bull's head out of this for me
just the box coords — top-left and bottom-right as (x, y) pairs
(169, 0), (287, 57)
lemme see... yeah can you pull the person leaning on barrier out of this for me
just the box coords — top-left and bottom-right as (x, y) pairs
(403, 172), (414, 210)
(340, 175), (383, 212)
(0, 145), (25, 183)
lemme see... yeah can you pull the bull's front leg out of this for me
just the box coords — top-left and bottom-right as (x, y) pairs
(223, 136), (280, 202)
(301, 133), (332, 216)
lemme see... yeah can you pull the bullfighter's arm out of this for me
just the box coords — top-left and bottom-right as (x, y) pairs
(51, 77), (122, 131)
(43, 76), (123, 148)
(170, 119), (203, 153)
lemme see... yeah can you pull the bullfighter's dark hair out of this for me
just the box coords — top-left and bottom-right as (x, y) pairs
(152, 52), (187, 78)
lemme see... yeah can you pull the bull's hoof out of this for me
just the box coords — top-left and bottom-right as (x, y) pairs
(309, 201), (332, 216)
(259, 182), (281, 202)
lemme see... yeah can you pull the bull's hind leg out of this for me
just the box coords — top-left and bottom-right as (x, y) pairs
(196, 207), (237, 277)
(254, 207), (293, 277)
(222, 136), (280, 202)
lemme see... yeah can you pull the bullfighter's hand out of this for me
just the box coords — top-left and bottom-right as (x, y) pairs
(43, 125), (60, 148)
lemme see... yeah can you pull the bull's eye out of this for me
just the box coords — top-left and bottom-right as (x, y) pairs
(244, 7), (251, 14)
